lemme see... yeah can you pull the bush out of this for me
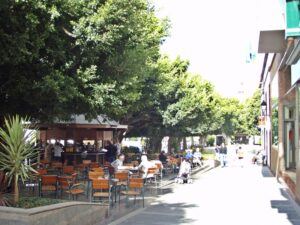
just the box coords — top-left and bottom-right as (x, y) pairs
(122, 146), (140, 154)
(207, 135), (215, 146)
(0, 193), (11, 207)
(15, 197), (63, 209)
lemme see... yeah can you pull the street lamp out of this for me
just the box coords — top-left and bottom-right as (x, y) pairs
(261, 100), (267, 115)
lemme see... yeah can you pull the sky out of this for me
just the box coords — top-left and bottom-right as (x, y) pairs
(153, 0), (285, 101)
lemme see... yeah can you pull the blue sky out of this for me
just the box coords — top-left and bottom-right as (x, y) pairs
(153, 0), (285, 100)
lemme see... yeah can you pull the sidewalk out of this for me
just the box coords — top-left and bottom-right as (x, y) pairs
(108, 164), (300, 225)
(93, 164), (211, 225)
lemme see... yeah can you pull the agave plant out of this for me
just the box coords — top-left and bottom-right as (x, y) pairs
(0, 115), (37, 204)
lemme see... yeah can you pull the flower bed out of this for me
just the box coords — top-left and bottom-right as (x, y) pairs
(15, 197), (63, 209)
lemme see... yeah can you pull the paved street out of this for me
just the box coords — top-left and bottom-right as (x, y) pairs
(109, 157), (300, 225)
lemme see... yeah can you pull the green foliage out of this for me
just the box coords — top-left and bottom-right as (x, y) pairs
(272, 105), (279, 146)
(241, 89), (261, 135)
(122, 146), (140, 154)
(0, 0), (168, 122)
(0, 0), (260, 149)
(0, 193), (11, 207)
(15, 197), (63, 209)
(0, 115), (37, 203)
(207, 135), (215, 147)
(215, 97), (245, 136)
(125, 56), (219, 146)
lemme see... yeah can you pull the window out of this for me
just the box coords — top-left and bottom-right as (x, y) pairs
(271, 73), (279, 147)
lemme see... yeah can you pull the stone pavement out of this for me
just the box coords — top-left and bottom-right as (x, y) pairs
(108, 163), (300, 225)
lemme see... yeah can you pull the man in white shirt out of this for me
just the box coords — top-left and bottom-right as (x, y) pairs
(54, 142), (63, 162)
(138, 155), (155, 179)
(111, 154), (125, 171)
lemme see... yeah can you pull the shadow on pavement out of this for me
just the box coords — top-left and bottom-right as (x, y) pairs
(270, 189), (300, 225)
(114, 202), (198, 225)
(261, 166), (274, 178)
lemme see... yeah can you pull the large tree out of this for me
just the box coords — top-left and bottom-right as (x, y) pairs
(242, 89), (261, 135)
(0, 0), (167, 123)
(124, 56), (219, 152)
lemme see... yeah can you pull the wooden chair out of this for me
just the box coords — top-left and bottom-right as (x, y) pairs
(75, 163), (86, 179)
(51, 162), (63, 169)
(67, 183), (86, 200)
(58, 176), (71, 197)
(58, 176), (85, 200)
(91, 179), (112, 205)
(90, 162), (100, 169)
(120, 178), (145, 207)
(146, 167), (158, 183)
(63, 166), (75, 175)
(83, 160), (92, 167)
(115, 171), (129, 186)
(40, 159), (50, 169)
(41, 175), (58, 197)
(36, 169), (48, 176)
(91, 167), (104, 173)
(88, 171), (105, 180)
(51, 162), (63, 174)
(115, 171), (129, 202)
(155, 163), (163, 179)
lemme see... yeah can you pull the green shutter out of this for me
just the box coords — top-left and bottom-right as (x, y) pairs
(286, 0), (300, 37)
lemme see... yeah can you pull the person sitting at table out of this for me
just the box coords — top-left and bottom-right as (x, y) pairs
(193, 148), (203, 167)
(159, 151), (168, 164)
(137, 155), (154, 179)
(111, 154), (125, 171)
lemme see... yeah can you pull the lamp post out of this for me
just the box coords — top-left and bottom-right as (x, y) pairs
(261, 100), (267, 116)
(260, 100), (268, 166)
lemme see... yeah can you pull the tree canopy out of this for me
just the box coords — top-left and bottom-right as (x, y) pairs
(0, 0), (261, 150)
(0, 0), (167, 122)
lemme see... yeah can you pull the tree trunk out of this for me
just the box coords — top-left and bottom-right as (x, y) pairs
(115, 130), (125, 143)
(191, 136), (194, 147)
(168, 136), (173, 153)
(149, 136), (163, 153)
(14, 175), (19, 204)
(183, 137), (187, 150)
(168, 136), (182, 153)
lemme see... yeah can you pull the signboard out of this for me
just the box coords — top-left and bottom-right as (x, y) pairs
(286, 0), (300, 37)
(258, 116), (266, 127)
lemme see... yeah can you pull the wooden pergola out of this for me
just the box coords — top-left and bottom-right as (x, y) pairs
(32, 115), (128, 164)
(34, 115), (127, 147)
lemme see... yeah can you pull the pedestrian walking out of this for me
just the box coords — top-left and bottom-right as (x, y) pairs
(236, 146), (244, 167)
(261, 148), (267, 166)
(220, 143), (227, 167)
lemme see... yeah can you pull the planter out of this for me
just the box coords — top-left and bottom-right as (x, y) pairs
(0, 202), (105, 225)
(207, 159), (220, 168)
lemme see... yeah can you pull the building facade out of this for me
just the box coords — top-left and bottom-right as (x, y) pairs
(259, 0), (300, 199)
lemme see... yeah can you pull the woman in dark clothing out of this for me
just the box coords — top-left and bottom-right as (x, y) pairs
(105, 141), (117, 163)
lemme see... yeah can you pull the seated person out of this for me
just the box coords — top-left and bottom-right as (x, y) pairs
(185, 149), (193, 161)
(137, 155), (155, 179)
(111, 154), (125, 171)
(159, 151), (168, 164)
(193, 148), (203, 166)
